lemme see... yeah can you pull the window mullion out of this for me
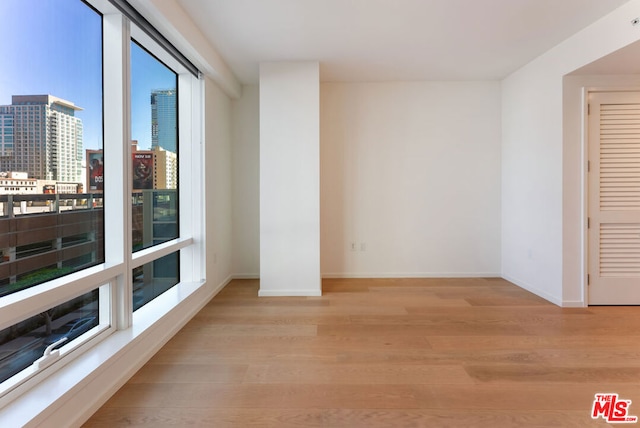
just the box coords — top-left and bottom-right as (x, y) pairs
(179, 75), (204, 284)
(103, 12), (132, 330)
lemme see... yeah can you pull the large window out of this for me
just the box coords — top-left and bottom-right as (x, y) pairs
(0, 0), (202, 402)
(0, 0), (105, 389)
(130, 41), (179, 310)
(0, 0), (104, 294)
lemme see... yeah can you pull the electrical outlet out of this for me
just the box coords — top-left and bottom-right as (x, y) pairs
(350, 242), (357, 251)
(360, 242), (366, 252)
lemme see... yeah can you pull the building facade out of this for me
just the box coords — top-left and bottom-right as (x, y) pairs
(0, 114), (14, 157)
(153, 146), (178, 190)
(150, 89), (176, 153)
(0, 95), (83, 182)
(0, 172), (36, 195)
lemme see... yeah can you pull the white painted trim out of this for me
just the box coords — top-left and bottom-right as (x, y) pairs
(230, 274), (515, 281)
(0, 276), (232, 428)
(258, 289), (322, 297)
(218, 275), (234, 289)
(131, 237), (193, 269)
(321, 272), (502, 279)
(0, 264), (122, 330)
(232, 273), (260, 279)
(562, 300), (588, 308)
(502, 274), (564, 307)
(582, 86), (590, 308)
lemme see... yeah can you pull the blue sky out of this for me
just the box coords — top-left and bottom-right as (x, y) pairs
(131, 42), (177, 150)
(0, 0), (176, 151)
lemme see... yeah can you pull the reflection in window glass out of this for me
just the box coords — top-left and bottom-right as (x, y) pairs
(0, 0), (104, 297)
(0, 289), (99, 383)
(133, 251), (179, 311)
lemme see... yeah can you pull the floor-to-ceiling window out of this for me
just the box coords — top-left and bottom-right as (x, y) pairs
(0, 0), (203, 403)
(130, 40), (180, 311)
(0, 0), (105, 390)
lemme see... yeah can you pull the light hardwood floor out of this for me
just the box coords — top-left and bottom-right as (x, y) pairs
(83, 278), (640, 427)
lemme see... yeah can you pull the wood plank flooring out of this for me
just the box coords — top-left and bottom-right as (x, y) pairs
(83, 278), (640, 427)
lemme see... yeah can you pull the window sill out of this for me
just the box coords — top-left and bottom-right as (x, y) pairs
(0, 277), (228, 427)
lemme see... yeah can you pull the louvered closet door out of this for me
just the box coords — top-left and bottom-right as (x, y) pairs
(588, 91), (640, 304)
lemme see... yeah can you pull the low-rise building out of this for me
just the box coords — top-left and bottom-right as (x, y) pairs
(0, 172), (37, 195)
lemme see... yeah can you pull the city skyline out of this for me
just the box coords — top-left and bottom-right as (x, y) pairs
(0, 95), (84, 182)
(0, 0), (183, 392)
(0, 0), (177, 154)
(132, 41), (178, 151)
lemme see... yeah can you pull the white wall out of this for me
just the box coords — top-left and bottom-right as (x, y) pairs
(502, 0), (640, 306)
(232, 81), (503, 279)
(229, 2), (640, 303)
(232, 85), (260, 277)
(259, 62), (321, 296)
(206, 77), (234, 285)
(501, 67), (564, 304)
(321, 81), (502, 277)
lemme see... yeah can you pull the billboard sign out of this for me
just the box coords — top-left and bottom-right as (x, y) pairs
(87, 150), (104, 191)
(133, 152), (153, 190)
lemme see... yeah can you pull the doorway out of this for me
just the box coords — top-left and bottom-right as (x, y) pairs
(587, 90), (640, 304)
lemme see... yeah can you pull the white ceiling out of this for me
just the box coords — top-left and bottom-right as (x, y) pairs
(175, 0), (630, 84)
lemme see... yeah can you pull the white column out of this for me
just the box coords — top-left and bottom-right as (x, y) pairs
(259, 62), (321, 296)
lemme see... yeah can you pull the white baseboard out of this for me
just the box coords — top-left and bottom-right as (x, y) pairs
(321, 272), (502, 279)
(228, 273), (505, 280)
(501, 274), (564, 307)
(560, 300), (587, 308)
(232, 273), (260, 279)
(258, 289), (322, 297)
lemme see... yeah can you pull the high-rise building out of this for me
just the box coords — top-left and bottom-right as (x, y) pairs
(0, 95), (83, 182)
(150, 89), (176, 153)
(0, 114), (14, 157)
